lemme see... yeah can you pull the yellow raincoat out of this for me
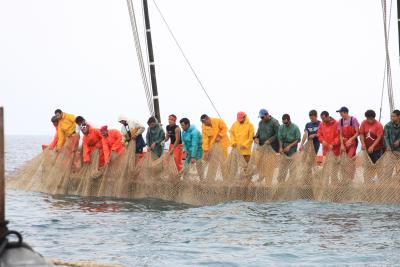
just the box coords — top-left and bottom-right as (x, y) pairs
(230, 117), (255, 156)
(202, 117), (230, 158)
(57, 112), (76, 150)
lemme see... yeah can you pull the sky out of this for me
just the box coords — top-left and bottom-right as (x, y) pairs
(0, 0), (399, 135)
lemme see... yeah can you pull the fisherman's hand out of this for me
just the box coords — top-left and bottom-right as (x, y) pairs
(151, 143), (156, 150)
(283, 146), (290, 153)
(215, 136), (221, 143)
(254, 138), (260, 145)
(203, 152), (209, 161)
(265, 140), (271, 145)
(341, 144), (346, 152)
(232, 143), (237, 148)
(328, 144), (333, 151)
(367, 146), (374, 154)
(387, 147), (392, 151)
(169, 149), (174, 155)
(322, 141), (328, 147)
(279, 148), (283, 154)
(147, 145), (152, 151)
(240, 145), (246, 150)
(190, 158), (196, 164)
(299, 144), (304, 151)
(161, 141), (166, 147)
(345, 139), (353, 147)
(394, 140), (400, 147)
(361, 144), (366, 150)
(309, 134), (316, 139)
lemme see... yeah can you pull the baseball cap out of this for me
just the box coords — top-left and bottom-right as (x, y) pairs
(336, 106), (349, 113)
(259, 109), (268, 118)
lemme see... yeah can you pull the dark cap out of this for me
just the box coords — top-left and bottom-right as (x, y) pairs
(336, 106), (349, 113)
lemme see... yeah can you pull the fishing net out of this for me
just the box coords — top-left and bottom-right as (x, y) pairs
(7, 139), (400, 205)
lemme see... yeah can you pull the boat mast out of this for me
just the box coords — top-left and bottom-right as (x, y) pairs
(143, 0), (161, 123)
(398, 0), (400, 61)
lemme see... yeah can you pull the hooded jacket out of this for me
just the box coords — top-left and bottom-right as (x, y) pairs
(182, 125), (203, 163)
(202, 118), (230, 156)
(57, 112), (76, 150)
(230, 117), (255, 155)
(102, 129), (125, 163)
(317, 117), (340, 156)
(83, 127), (104, 166)
(118, 115), (145, 143)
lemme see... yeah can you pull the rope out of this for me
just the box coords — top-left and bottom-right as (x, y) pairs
(379, 0), (393, 121)
(52, 259), (123, 267)
(126, 0), (155, 116)
(380, 0), (395, 119)
(151, 0), (222, 119)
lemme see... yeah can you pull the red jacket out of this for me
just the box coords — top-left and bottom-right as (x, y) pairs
(317, 118), (340, 156)
(83, 127), (104, 166)
(102, 129), (125, 164)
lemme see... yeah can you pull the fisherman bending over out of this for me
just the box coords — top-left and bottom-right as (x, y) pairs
(317, 111), (340, 156)
(146, 117), (165, 158)
(118, 115), (146, 154)
(180, 118), (203, 165)
(54, 109), (77, 151)
(100, 126), (125, 164)
(82, 125), (105, 167)
(200, 114), (230, 159)
(42, 116), (59, 150)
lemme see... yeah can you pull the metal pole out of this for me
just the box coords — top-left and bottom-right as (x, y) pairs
(398, 0), (400, 61)
(0, 107), (5, 236)
(143, 0), (161, 123)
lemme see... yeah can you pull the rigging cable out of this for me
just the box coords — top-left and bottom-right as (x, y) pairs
(126, 0), (155, 116)
(151, 0), (222, 119)
(379, 0), (393, 121)
(380, 0), (395, 120)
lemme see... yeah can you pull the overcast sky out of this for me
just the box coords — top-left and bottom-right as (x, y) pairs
(0, 0), (399, 136)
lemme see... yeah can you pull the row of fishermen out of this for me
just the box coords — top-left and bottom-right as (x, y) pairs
(46, 107), (400, 171)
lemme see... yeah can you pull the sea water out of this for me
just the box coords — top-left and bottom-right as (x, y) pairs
(5, 136), (400, 266)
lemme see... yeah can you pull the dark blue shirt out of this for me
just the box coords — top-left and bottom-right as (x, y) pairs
(305, 121), (321, 153)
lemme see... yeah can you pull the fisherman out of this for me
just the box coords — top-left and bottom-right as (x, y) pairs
(300, 110), (321, 154)
(337, 106), (360, 158)
(254, 109), (280, 152)
(82, 125), (105, 167)
(162, 114), (183, 171)
(54, 109), (77, 151)
(317, 111), (340, 156)
(42, 116), (59, 150)
(200, 114), (230, 159)
(384, 109), (400, 152)
(118, 115), (146, 154)
(100, 125), (125, 164)
(278, 114), (301, 157)
(229, 111), (254, 162)
(75, 116), (88, 135)
(360, 109), (384, 163)
(146, 117), (165, 158)
(180, 118), (203, 165)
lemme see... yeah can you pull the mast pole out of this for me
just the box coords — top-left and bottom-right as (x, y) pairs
(143, 0), (161, 123)
(398, 0), (400, 61)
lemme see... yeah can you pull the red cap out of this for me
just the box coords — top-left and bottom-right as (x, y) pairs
(100, 125), (108, 132)
(237, 112), (246, 121)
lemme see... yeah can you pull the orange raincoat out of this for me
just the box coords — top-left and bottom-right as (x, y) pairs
(202, 118), (230, 158)
(83, 127), (105, 167)
(102, 129), (125, 164)
(317, 118), (340, 156)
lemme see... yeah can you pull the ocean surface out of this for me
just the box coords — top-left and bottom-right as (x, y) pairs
(5, 135), (400, 266)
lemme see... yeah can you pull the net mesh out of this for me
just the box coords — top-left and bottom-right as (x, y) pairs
(7, 139), (400, 205)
